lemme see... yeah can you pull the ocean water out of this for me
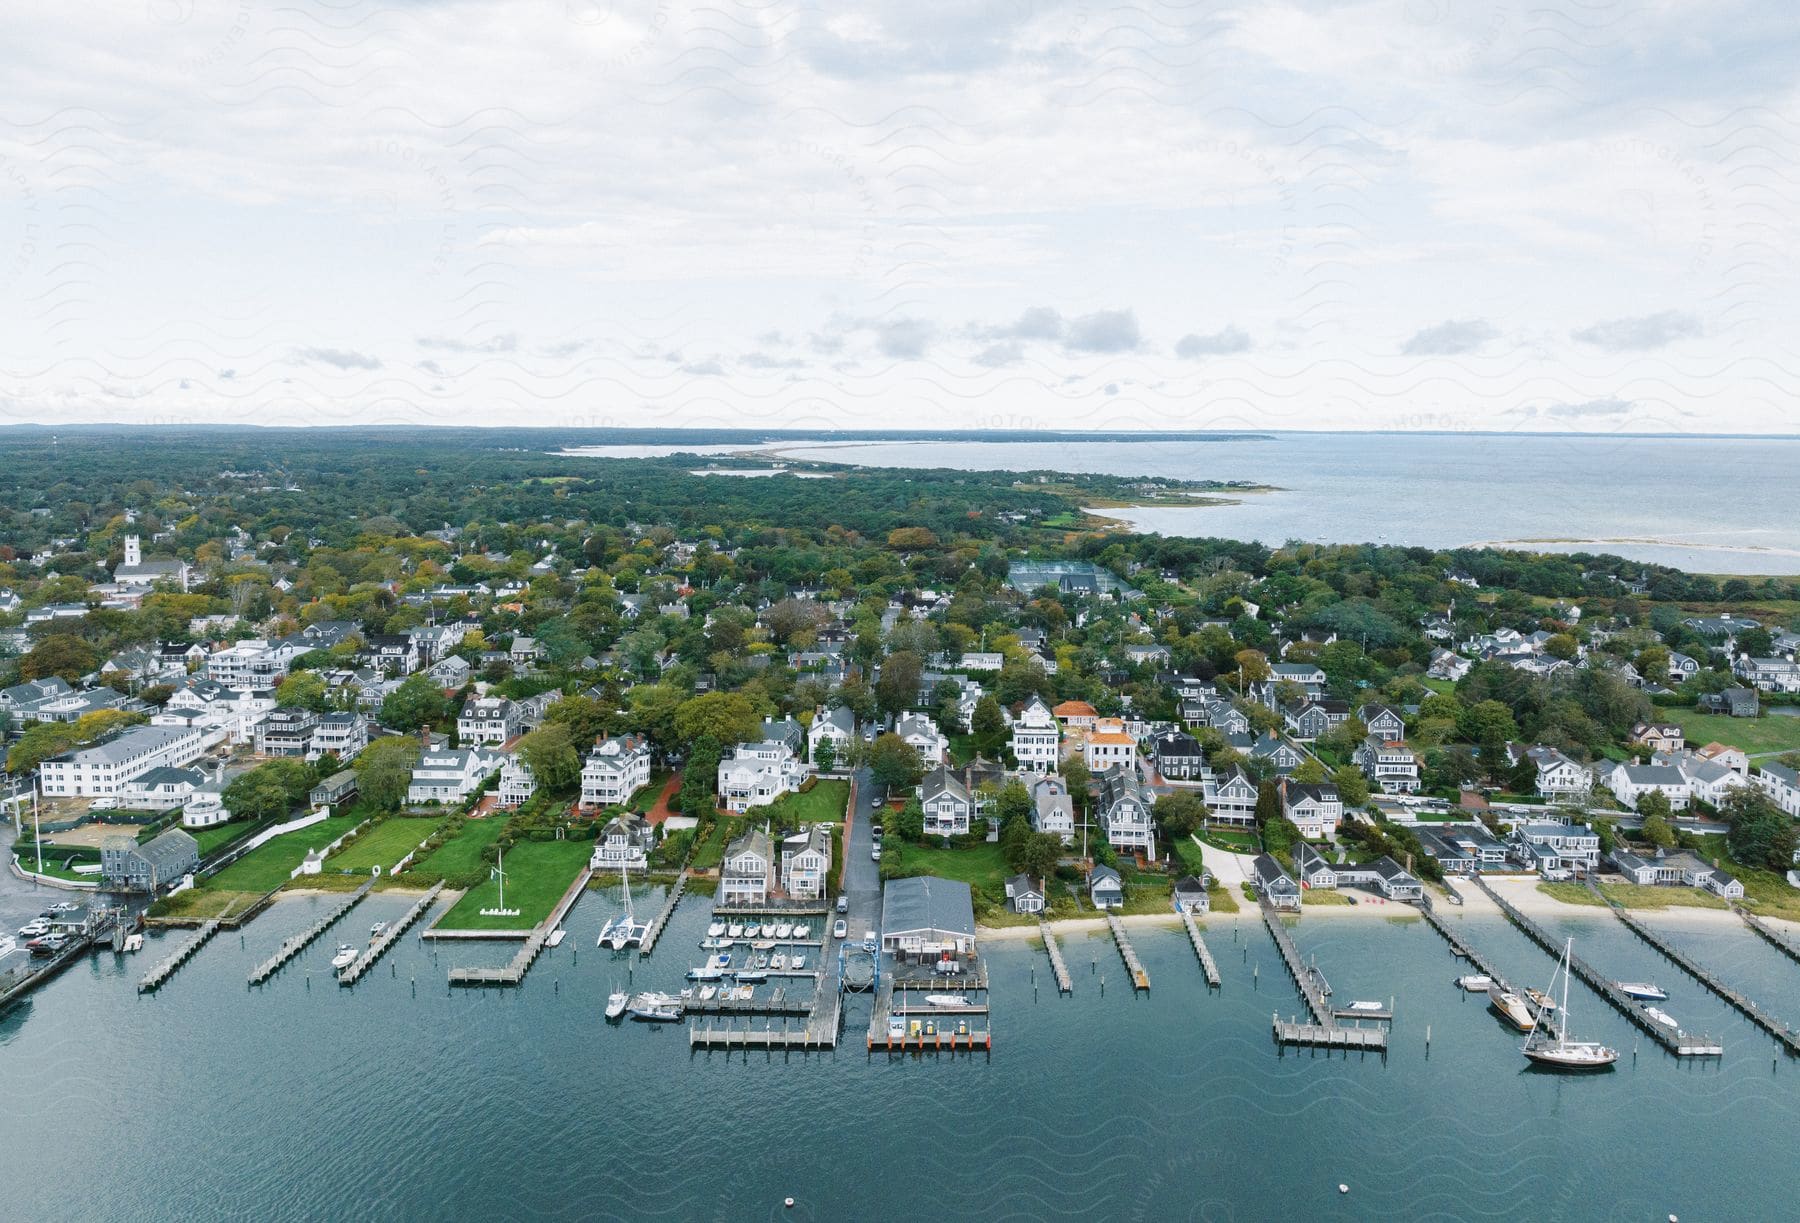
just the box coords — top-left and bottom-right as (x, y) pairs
(569, 434), (1800, 574)
(4, 889), (1798, 1221)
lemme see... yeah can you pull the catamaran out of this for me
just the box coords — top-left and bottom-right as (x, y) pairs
(1523, 938), (1618, 1071)
(597, 863), (650, 950)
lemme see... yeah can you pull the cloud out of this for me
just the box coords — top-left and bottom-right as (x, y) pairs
(996, 307), (1067, 341)
(740, 352), (805, 370)
(1571, 311), (1701, 352)
(974, 341), (1024, 367)
(292, 347), (382, 371)
(1175, 326), (1252, 358)
(678, 359), (726, 376)
(1535, 396), (1635, 418)
(1064, 309), (1141, 354)
(1401, 319), (1498, 355)
(416, 333), (520, 355)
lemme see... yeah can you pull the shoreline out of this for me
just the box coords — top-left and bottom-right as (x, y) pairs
(977, 901), (1417, 941)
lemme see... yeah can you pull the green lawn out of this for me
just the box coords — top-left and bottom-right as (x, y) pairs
(757, 779), (849, 824)
(1536, 882), (1606, 908)
(1196, 825), (1260, 853)
(1171, 837), (1208, 875)
(627, 771), (673, 814)
(1597, 881), (1729, 911)
(1664, 708), (1800, 755)
(328, 817), (442, 872)
(401, 817), (506, 885)
(435, 838), (591, 931)
(1301, 888), (1353, 906)
(190, 821), (257, 858)
(880, 839), (1011, 889)
(150, 888), (263, 922)
(690, 815), (743, 870)
(203, 815), (364, 893)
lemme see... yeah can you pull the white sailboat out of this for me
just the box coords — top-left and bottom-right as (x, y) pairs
(597, 862), (649, 950)
(1523, 938), (1618, 1071)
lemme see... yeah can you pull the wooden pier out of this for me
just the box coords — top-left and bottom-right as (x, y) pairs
(1105, 914), (1150, 991)
(138, 920), (220, 993)
(1607, 902), (1800, 1057)
(1272, 1017), (1390, 1050)
(1180, 910), (1221, 987)
(1261, 899), (1388, 1052)
(338, 882), (445, 986)
(248, 879), (376, 985)
(446, 869), (591, 988)
(1471, 879), (1723, 1057)
(1413, 899), (1559, 1041)
(683, 987), (815, 1017)
(690, 993), (841, 1050)
(1038, 921), (1072, 993)
(636, 869), (687, 956)
(1736, 907), (1800, 966)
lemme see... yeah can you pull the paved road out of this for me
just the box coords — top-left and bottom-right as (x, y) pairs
(841, 768), (882, 941)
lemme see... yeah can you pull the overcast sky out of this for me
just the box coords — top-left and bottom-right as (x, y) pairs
(2, 1), (1797, 433)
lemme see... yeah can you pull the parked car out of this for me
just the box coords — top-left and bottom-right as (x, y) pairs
(871, 794), (883, 809)
(871, 845), (881, 862)
(89, 798), (117, 811)
(835, 894), (848, 913)
(871, 823), (883, 839)
(832, 918), (848, 940)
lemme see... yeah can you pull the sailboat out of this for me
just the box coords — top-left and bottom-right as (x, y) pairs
(597, 862), (650, 950)
(1523, 938), (1618, 1071)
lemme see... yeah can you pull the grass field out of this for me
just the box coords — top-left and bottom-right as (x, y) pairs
(401, 817), (506, 884)
(1301, 888), (1354, 905)
(627, 772), (673, 814)
(435, 838), (591, 930)
(1663, 707), (1800, 755)
(757, 779), (849, 824)
(690, 815), (743, 870)
(203, 815), (364, 893)
(151, 888), (263, 922)
(1196, 825), (1260, 853)
(881, 839), (1010, 889)
(1536, 882), (1606, 907)
(328, 817), (442, 872)
(190, 821), (257, 858)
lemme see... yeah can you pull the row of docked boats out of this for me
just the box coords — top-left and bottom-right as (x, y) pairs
(1459, 939), (1635, 1071)
(706, 920), (811, 941)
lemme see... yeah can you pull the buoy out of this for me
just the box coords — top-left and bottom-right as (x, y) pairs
(1339, 1184), (1349, 1195)
(785, 1197), (795, 1208)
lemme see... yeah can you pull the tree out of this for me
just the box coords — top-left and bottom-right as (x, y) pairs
(380, 674), (451, 732)
(1545, 633), (1580, 661)
(1331, 765), (1369, 809)
(1062, 757), (1091, 813)
(1292, 757), (1327, 784)
(276, 671), (328, 712)
(20, 634), (98, 683)
(517, 723), (581, 793)
(1153, 790), (1207, 842)
(70, 708), (147, 743)
(1722, 788), (1798, 872)
(971, 695), (1006, 754)
(7, 722), (75, 775)
(869, 732), (923, 790)
(1018, 831), (1063, 882)
(993, 779), (1032, 829)
(1641, 810), (1676, 850)
(890, 797), (925, 843)
(874, 650), (923, 719)
(355, 736), (421, 811)
(673, 691), (761, 749)
(545, 693), (614, 745)
(1635, 788), (1672, 820)
(1234, 649), (1271, 688)
(1506, 755), (1539, 797)
(813, 736), (837, 773)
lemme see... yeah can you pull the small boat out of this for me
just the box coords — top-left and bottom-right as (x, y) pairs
(707, 922), (726, 938)
(925, 994), (968, 1007)
(754, 952), (770, 969)
(1488, 983), (1537, 1032)
(688, 966), (726, 981)
(1455, 974), (1493, 992)
(1524, 939), (1618, 1071)
(605, 990), (630, 1021)
(369, 922), (388, 938)
(330, 944), (358, 970)
(1644, 1006), (1680, 1031)
(546, 929), (566, 948)
(725, 984), (753, 1001)
(771, 952), (787, 970)
(122, 933), (144, 954)
(743, 923), (761, 938)
(700, 937), (727, 950)
(775, 922), (793, 939)
(793, 923), (810, 939)
(1345, 1000), (1386, 1014)
(1524, 987), (1557, 1015)
(752, 939), (776, 951)
(728, 923), (744, 939)
(698, 985), (718, 1001)
(628, 992), (684, 1022)
(711, 952), (732, 969)
(734, 970), (768, 984)
(1616, 981), (1668, 1002)
(791, 953), (805, 970)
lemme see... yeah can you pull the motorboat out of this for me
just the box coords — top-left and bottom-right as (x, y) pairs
(605, 990), (630, 1021)
(924, 994), (968, 1007)
(1523, 939), (1618, 1071)
(1455, 974), (1493, 992)
(1644, 1006), (1680, 1030)
(710, 952), (732, 969)
(1524, 987), (1558, 1015)
(793, 923), (810, 939)
(728, 923), (744, 939)
(771, 952), (787, 971)
(546, 929), (566, 948)
(369, 922), (388, 938)
(628, 992), (684, 1022)
(775, 922), (793, 939)
(697, 985), (718, 1001)
(330, 944), (359, 970)
(752, 939), (776, 952)
(733, 970), (768, 984)
(700, 937), (727, 950)
(791, 953), (805, 970)
(1488, 982), (1537, 1032)
(687, 966), (726, 981)
(1345, 1000), (1386, 1014)
(743, 923), (761, 938)
(1616, 981), (1668, 1002)
(754, 951), (770, 969)
(707, 922), (726, 938)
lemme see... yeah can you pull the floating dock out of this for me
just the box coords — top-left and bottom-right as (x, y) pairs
(447, 870), (591, 987)
(1736, 907), (1800, 966)
(1261, 899), (1388, 1052)
(248, 879), (376, 985)
(690, 994), (842, 1051)
(1180, 910), (1221, 987)
(338, 882), (446, 986)
(1472, 879), (1722, 1057)
(1606, 901), (1800, 1057)
(636, 870), (687, 956)
(138, 920), (220, 993)
(683, 985), (815, 1017)
(1105, 914), (1150, 991)
(1271, 1017), (1390, 1050)
(1038, 921), (1072, 993)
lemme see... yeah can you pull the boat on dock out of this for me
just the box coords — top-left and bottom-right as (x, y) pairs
(1455, 974), (1493, 992)
(1644, 1006), (1680, 1030)
(698, 984), (717, 1001)
(1523, 939), (1618, 1072)
(728, 923), (744, 938)
(793, 923), (810, 939)
(1488, 982), (1538, 1032)
(771, 952), (787, 970)
(924, 994), (968, 1007)
(369, 922), (388, 939)
(775, 922), (793, 939)
(707, 921), (725, 938)
(329, 944), (358, 970)
(1616, 981), (1668, 1001)
(605, 990), (629, 1021)
(628, 991), (685, 1022)
(1345, 1000), (1386, 1014)
(791, 953), (805, 970)
(744, 922), (761, 938)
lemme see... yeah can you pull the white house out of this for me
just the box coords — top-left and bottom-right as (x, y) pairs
(719, 826), (773, 905)
(1525, 745), (1590, 800)
(457, 696), (519, 745)
(1096, 764), (1156, 858)
(497, 756), (536, 807)
(406, 746), (504, 804)
(1010, 695), (1059, 773)
(1278, 779), (1343, 840)
(579, 735), (653, 809)
(894, 712), (949, 764)
(1030, 774), (1076, 844)
(1754, 762), (1800, 818)
(1604, 761), (1691, 812)
(1204, 763), (1259, 826)
(807, 705), (857, 764)
(1083, 717), (1138, 772)
(716, 741), (805, 813)
(38, 725), (207, 797)
(779, 824), (832, 900)
(1355, 736), (1421, 795)
(591, 812), (656, 870)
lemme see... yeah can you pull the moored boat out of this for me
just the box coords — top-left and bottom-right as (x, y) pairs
(1644, 1006), (1680, 1030)
(1345, 1000), (1386, 1013)
(775, 922), (793, 939)
(728, 923), (744, 938)
(546, 929), (566, 948)
(1616, 981), (1668, 1002)
(1455, 974), (1493, 992)
(707, 922), (725, 938)
(1523, 938), (1618, 1071)
(924, 993), (968, 1007)
(771, 952), (787, 970)
(628, 991), (684, 1022)
(605, 990), (629, 1020)
(791, 953), (805, 970)
(330, 944), (358, 970)
(793, 923), (810, 939)
(1488, 982), (1537, 1032)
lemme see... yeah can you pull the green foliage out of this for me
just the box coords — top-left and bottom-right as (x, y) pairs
(869, 732), (923, 790)
(1722, 788), (1798, 872)
(672, 690), (762, 748)
(275, 671), (328, 711)
(516, 722), (581, 793)
(20, 634), (98, 683)
(380, 674), (452, 732)
(355, 735), (422, 811)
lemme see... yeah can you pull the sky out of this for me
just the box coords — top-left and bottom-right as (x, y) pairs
(1, 0), (1797, 434)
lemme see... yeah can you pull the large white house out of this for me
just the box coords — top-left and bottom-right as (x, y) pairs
(1010, 695), (1059, 773)
(38, 725), (208, 797)
(579, 735), (653, 809)
(1603, 761), (1690, 811)
(1525, 745), (1591, 800)
(894, 712), (949, 764)
(1096, 764), (1156, 858)
(457, 696), (519, 745)
(1083, 717), (1138, 772)
(716, 740), (806, 813)
(1754, 762), (1800, 818)
(407, 746), (505, 804)
(1278, 779), (1343, 840)
(719, 826), (773, 905)
(780, 824), (832, 900)
(807, 705), (857, 764)
(1030, 774), (1076, 844)
(1355, 736), (1421, 795)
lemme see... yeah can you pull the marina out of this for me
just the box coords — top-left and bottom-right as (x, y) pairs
(138, 920), (221, 994)
(1414, 898), (1562, 1041)
(448, 870), (591, 987)
(1179, 910), (1221, 988)
(248, 879), (377, 985)
(689, 994), (843, 1051)
(1472, 879), (1723, 1057)
(1105, 914), (1150, 991)
(635, 869), (688, 956)
(1261, 899), (1389, 1052)
(338, 882), (447, 986)
(1736, 906), (1800, 966)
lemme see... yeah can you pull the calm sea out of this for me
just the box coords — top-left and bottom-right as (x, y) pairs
(568, 434), (1800, 575)
(5, 883), (1798, 1221)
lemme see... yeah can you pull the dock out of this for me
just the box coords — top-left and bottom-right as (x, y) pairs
(1413, 899), (1559, 1041)
(1261, 899), (1388, 1052)
(636, 870), (688, 956)
(1105, 914), (1150, 991)
(1736, 906), (1800, 966)
(690, 994), (841, 1050)
(447, 869), (590, 987)
(683, 986), (815, 1017)
(1471, 879), (1723, 1057)
(1180, 910), (1221, 987)
(138, 920), (220, 993)
(338, 881), (446, 986)
(1606, 901), (1800, 1057)
(248, 879), (376, 985)
(1038, 921), (1072, 993)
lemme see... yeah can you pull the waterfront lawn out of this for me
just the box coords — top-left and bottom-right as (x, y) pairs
(1685, 834), (1800, 922)
(402, 817), (506, 885)
(1196, 825), (1260, 854)
(758, 779), (849, 825)
(203, 815), (363, 894)
(1663, 708), (1800, 755)
(880, 839), (1010, 890)
(152, 887), (263, 922)
(690, 815), (742, 870)
(436, 838), (591, 931)
(1116, 873), (1174, 916)
(328, 817), (441, 873)
(1302, 888), (1353, 906)
(1206, 884), (1240, 915)
(1597, 882), (1729, 911)
(1536, 882), (1606, 908)
(189, 820), (256, 858)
